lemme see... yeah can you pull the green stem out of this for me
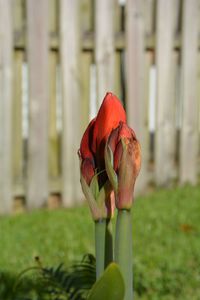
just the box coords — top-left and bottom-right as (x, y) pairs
(105, 218), (113, 267)
(115, 209), (133, 300)
(95, 219), (106, 279)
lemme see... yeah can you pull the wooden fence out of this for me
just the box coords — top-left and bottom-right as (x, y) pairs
(0, 0), (200, 214)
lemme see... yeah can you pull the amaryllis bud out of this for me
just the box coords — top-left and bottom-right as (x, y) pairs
(78, 92), (126, 220)
(92, 92), (126, 170)
(105, 122), (141, 210)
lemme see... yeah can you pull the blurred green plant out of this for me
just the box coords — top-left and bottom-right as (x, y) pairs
(0, 254), (96, 300)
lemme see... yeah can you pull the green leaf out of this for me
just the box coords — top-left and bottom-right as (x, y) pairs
(96, 180), (110, 207)
(80, 175), (103, 220)
(104, 145), (118, 192)
(87, 263), (125, 300)
(90, 175), (99, 199)
(81, 175), (108, 220)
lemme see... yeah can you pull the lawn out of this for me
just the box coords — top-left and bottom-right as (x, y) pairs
(0, 185), (200, 299)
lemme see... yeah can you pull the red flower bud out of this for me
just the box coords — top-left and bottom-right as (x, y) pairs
(79, 92), (126, 219)
(79, 92), (126, 184)
(105, 122), (141, 210)
(92, 92), (126, 171)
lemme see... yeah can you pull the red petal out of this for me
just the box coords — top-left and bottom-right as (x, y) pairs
(107, 122), (136, 171)
(80, 118), (96, 160)
(92, 92), (126, 153)
(119, 123), (136, 140)
(92, 93), (126, 169)
(107, 126), (119, 153)
(81, 158), (95, 185)
(114, 141), (123, 171)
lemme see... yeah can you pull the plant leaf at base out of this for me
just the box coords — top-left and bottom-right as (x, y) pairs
(87, 263), (125, 300)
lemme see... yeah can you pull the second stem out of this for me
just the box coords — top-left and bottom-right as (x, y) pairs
(115, 209), (133, 300)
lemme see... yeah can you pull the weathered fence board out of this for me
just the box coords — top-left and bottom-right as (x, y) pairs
(155, 0), (178, 186)
(26, 0), (49, 209)
(13, 51), (23, 194)
(49, 0), (58, 35)
(81, 0), (93, 32)
(114, 52), (122, 100)
(95, 0), (115, 106)
(0, 0), (199, 214)
(81, 52), (92, 131)
(14, 0), (25, 48)
(80, 0), (93, 130)
(144, 0), (155, 37)
(126, 0), (150, 193)
(60, 0), (82, 206)
(0, 0), (13, 214)
(180, 0), (199, 184)
(49, 51), (59, 182)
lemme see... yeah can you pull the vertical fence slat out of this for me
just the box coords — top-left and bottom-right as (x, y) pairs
(13, 51), (23, 195)
(49, 0), (59, 193)
(14, 0), (25, 47)
(155, 0), (178, 185)
(81, 0), (93, 32)
(0, 0), (13, 214)
(144, 50), (153, 168)
(95, 0), (115, 106)
(27, 0), (49, 208)
(114, 53), (122, 99)
(114, 1), (124, 102)
(49, 51), (59, 183)
(126, 0), (149, 193)
(80, 0), (93, 131)
(13, 1), (24, 196)
(81, 52), (92, 131)
(144, 0), (155, 36)
(49, 0), (58, 35)
(180, 0), (199, 184)
(60, 0), (82, 206)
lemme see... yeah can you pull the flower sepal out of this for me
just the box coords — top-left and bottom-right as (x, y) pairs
(80, 174), (112, 221)
(105, 122), (141, 210)
(104, 144), (118, 192)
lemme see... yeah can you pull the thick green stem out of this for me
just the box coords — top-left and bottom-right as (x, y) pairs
(105, 219), (113, 267)
(95, 218), (114, 279)
(95, 219), (106, 279)
(115, 209), (133, 300)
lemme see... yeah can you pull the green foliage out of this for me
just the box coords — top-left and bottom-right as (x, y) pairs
(0, 269), (45, 300)
(87, 263), (125, 300)
(0, 185), (200, 299)
(39, 254), (95, 300)
(0, 254), (96, 300)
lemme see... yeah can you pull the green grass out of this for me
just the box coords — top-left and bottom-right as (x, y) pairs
(0, 185), (200, 299)
(0, 205), (93, 272)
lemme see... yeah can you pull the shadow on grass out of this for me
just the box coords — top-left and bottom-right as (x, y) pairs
(0, 270), (43, 300)
(0, 254), (96, 300)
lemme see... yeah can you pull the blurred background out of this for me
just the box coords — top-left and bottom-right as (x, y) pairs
(0, 0), (200, 214)
(0, 1), (200, 299)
